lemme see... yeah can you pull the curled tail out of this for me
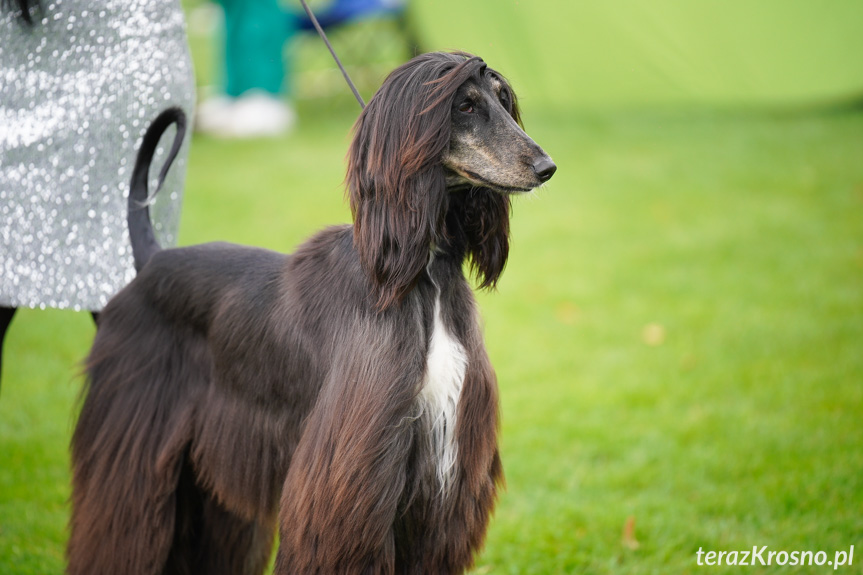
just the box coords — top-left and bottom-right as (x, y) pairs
(128, 107), (188, 272)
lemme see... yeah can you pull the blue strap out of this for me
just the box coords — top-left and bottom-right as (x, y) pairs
(290, 0), (406, 31)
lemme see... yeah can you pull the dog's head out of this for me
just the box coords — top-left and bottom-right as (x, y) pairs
(347, 52), (556, 309)
(442, 62), (556, 193)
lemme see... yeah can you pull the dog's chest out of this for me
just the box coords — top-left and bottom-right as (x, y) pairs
(419, 296), (468, 492)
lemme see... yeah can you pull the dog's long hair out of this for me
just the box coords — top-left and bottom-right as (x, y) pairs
(68, 52), (554, 575)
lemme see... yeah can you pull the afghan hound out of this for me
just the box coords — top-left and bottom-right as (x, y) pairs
(68, 51), (556, 575)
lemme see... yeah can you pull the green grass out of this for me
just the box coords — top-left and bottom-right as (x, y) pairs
(3, 5), (863, 572)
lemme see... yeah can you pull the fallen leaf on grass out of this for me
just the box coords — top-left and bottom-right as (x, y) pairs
(642, 323), (665, 346)
(555, 302), (581, 325)
(622, 515), (640, 550)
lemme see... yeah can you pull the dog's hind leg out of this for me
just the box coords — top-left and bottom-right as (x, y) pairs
(198, 497), (275, 575)
(67, 298), (211, 575)
(67, 399), (194, 575)
(164, 456), (276, 575)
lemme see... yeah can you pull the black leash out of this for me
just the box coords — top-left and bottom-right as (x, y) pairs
(298, 0), (366, 109)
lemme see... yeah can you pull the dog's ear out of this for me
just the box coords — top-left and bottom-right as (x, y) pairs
(348, 158), (447, 310)
(347, 55), (481, 309)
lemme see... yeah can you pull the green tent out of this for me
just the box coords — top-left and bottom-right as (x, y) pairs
(414, 0), (863, 110)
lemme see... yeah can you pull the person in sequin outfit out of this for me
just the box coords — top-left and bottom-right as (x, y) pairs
(0, 0), (195, 386)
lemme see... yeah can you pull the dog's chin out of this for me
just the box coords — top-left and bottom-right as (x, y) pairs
(445, 169), (539, 194)
(485, 183), (536, 195)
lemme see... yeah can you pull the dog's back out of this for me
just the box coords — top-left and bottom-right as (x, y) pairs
(123, 242), (286, 328)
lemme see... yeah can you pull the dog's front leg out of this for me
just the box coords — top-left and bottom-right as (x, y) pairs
(275, 319), (424, 575)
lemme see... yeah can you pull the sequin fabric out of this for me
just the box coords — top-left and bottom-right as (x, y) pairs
(0, 0), (195, 311)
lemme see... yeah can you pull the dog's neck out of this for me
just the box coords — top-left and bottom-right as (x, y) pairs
(436, 187), (475, 262)
(433, 185), (510, 290)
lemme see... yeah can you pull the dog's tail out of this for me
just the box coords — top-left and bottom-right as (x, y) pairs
(128, 107), (187, 272)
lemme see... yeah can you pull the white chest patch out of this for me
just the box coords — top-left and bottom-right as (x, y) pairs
(420, 297), (468, 494)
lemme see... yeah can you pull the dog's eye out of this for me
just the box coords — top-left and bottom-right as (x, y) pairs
(458, 101), (474, 114)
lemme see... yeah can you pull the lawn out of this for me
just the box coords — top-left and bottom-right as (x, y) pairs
(2, 5), (863, 575)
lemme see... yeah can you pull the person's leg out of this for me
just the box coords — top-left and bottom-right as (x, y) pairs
(220, 0), (288, 97)
(0, 307), (17, 391)
(198, 0), (296, 138)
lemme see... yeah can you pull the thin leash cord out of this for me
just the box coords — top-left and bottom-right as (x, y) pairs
(298, 0), (366, 109)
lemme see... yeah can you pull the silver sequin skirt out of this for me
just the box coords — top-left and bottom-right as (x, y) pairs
(1, 0), (195, 311)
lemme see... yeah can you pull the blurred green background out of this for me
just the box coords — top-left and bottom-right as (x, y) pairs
(413, 0), (863, 110)
(2, 1), (862, 573)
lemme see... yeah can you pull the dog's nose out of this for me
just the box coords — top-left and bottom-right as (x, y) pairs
(532, 157), (557, 183)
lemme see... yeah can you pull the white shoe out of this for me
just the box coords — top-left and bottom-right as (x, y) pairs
(196, 91), (296, 139)
(195, 95), (234, 134)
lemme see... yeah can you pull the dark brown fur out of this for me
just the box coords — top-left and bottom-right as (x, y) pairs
(68, 52), (555, 574)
